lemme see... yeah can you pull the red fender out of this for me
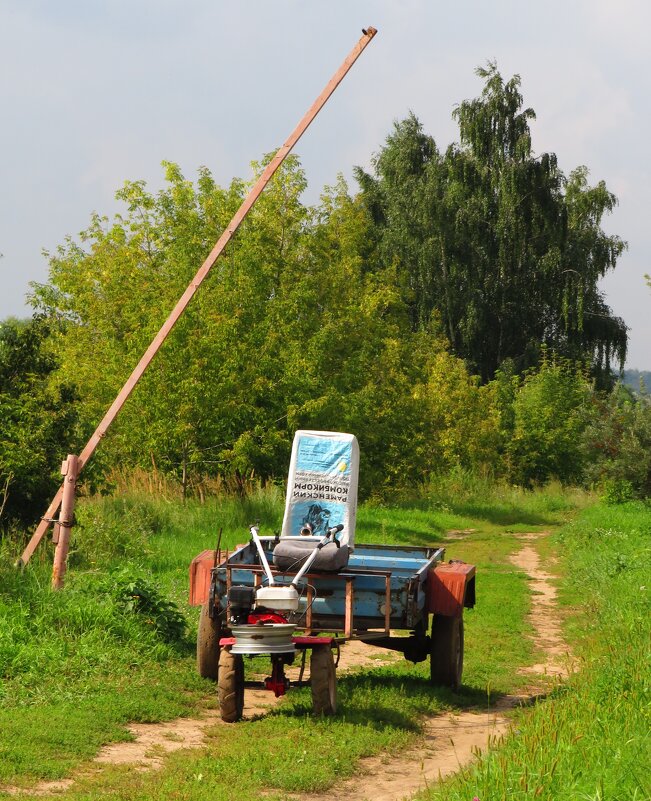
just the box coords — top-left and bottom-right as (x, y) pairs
(426, 561), (476, 618)
(188, 549), (216, 606)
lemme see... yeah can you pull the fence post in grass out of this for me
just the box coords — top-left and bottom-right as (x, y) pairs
(52, 454), (79, 590)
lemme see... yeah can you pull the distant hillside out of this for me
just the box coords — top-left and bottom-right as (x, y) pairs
(622, 369), (651, 393)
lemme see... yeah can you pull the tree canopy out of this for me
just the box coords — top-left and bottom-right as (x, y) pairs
(355, 63), (627, 383)
(31, 158), (493, 499)
(0, 317), (79, 526)
(2, 63), (641, 522)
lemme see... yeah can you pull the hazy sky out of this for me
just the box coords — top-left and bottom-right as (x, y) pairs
(1, 1), (649, 368)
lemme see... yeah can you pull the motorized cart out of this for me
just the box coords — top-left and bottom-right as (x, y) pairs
(189, 431), (475, 721)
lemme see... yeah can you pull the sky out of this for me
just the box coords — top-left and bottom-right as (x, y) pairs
(1, 0), (649, 368)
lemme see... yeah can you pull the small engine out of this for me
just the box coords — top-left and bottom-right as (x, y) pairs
(227, 585), (256, 625)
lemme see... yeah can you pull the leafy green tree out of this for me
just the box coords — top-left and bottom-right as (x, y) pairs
(271, 176), (441, 495)
(356, 64), (627, 384)
(30, 158), (301, 494)
(32, 159), (495, 499)
(37, 147), (631, 500)
(33, 159), (428, 493)
(415, 349), (501, 475)
(0, 317), (79, 528)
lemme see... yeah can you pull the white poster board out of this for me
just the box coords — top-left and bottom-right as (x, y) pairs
(281, 430), (359, 549)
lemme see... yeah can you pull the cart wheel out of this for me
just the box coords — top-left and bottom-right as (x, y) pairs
(218, 648), (244, 722)
(430, 614), (464, 689)
(311, 646), (337, 715)
(196, 602), (221, 680)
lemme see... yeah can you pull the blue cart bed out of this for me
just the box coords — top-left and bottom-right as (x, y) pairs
(212, 540), (446, 638)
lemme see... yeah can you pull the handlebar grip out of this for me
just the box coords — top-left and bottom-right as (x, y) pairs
(317, 524), (344, 549)
(329, 524), (344, 535)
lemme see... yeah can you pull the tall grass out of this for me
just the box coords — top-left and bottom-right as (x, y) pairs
(421, 470), (594, 524)
(0, 531), (208, 784)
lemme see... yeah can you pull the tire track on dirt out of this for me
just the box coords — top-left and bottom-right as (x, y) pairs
(509, 542), (572, 679)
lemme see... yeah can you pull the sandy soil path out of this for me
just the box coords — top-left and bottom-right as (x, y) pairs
(509, 543), (572, 679)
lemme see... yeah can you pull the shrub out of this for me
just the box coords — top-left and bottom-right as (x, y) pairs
(582, 384), (651, 498)
(507, 354), (592, 486)
(99, 569), (187, 645)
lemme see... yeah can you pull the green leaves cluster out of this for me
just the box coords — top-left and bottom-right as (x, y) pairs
(356, 63), (627, 383)
(3, 63), (645, 516)
(506, 353), (593, 486)
(26, 155), (510, 502)
(0, 317), (80, 527)
(99, 569), (187, 645)
(581, 384), (651, 500)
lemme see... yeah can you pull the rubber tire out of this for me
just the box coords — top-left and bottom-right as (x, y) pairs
(217, 648), (244, 723)
(430, 614), (464, 689)
(311, 646), (337, 715)
(196, 602), (221, 680)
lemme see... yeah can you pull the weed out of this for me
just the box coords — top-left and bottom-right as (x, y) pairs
(98, 569), (187, 645)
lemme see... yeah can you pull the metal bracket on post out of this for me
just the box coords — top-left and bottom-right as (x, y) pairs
(51, 455), (79, 590)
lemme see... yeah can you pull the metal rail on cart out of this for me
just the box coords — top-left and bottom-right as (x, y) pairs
(222, 562), (394, 639)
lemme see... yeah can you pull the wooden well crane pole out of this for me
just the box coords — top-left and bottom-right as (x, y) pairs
(17, 26), (378, 570)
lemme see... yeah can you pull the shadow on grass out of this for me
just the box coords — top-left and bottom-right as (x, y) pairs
(356, 519), (453, 547)
(451, 502), (555, 527)
(274, 699), (423, 732)
(358, 506), (559, 547)
(265, 671), (509, 729)
(399, 498), (557, 528)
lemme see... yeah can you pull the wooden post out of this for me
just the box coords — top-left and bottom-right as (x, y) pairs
(344, 578), (354, 638)
(51, 455), (79, 590)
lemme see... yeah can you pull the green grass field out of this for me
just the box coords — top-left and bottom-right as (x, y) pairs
(1, 484), (647, 800)
(422, 500), (651, 801)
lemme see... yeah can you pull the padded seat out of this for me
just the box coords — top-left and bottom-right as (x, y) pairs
(273, 537), (350, 573)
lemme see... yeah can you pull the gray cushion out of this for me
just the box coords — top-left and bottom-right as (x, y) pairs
(273, 538), (350, 573)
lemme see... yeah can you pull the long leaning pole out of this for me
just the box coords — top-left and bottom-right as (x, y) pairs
(17, 26), (378, 569)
